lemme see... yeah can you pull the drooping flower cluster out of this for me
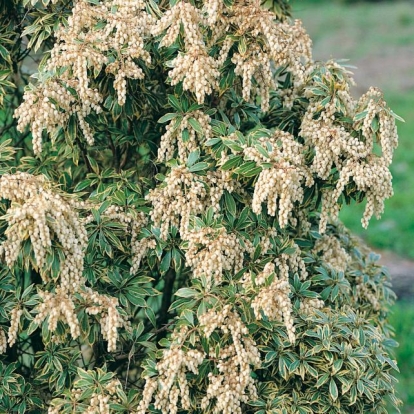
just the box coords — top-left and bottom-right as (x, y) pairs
(81, 288), (126, 353)
(313, 234), (351, 273)
(153, 1), (220, 104)
(248, 130), (313, 228)
(0, 172), (87, 286)
(248, 262), (295, 342)
(147, 165), (238, 240)
(147, 166), (208, 239)
(14, 80), (83, 154)
(0, 329), (7, 354)
(137, 326), (205, 414)
(301, 65), (398, 231)
(212, 1), (313, 110)
(158, 111), (212, 162)
(33, 290), (81, 340)
(299, 298), (325, 315)
(48, 374), (123, 414)
(15, 0), (154, 152)
(139, 305), (261, 414)
(7, 306), (23, 348)
(0, 173), (124, 352)
(334, 156), (393, 229)
(199, 306), (261, 414)
(185, 226), (245, 287)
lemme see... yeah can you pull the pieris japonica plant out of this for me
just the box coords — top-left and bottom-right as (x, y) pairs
(0, 0), (402, 413)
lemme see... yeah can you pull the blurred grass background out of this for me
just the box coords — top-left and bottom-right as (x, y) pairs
(293, 0), (414, 412)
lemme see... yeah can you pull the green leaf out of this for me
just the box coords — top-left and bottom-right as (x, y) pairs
(235, 161), (262, 177)
(316, 373), (330, 388)
(223, 140), (244, 152)
(329, 378), (338, 401)
(145, 307), (156, 327)
(158, 113), (178, 123)
(74, 179), (92, 192)
(187, 149), (200, 167)
(224, 191), (236, 217)
(182, 309), (194, 326)
(221, 156), (243, 170)
(168, 95), (182, 112)
(188, 117), (203, 134)
(390, 109), (405, 123)
(189, 162), (209, 173)
(159, 250), (171, 274)
(182, 128), (190, 142)
(205, 138), (222, 146)
(354, 110), (368, 121)
(175, 288), (198, 298)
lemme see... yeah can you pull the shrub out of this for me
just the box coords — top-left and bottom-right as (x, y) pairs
(0, 0), (402, 413)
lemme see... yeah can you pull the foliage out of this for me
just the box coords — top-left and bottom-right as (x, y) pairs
(0, 0), (402, 413)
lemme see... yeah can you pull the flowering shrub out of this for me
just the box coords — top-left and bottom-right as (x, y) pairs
(0, 0), (402, 413)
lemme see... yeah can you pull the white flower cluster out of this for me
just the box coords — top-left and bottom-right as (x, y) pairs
(53, 0), (153, 104)
(355, 277), (380, 311)
(258, 227), (278, 255)
(245, 262), (295, 343)
(287, 246), (309, 281)
(301, 67), (398, 232)
(300, 101), (351, 181)
(147, 166), (208, 239)
(82, 288), (125, 352)
(333, 156), (393, 229)
(170, 49), (220, 105)
(199, 306), (261, 414)
(131, 237), (157, 275)
(16, 0), (153, 150)
(7, 306), (23, 348)
(203, 0), (225, 26)
(137, 327), (205, 414)
(0, 329), (6, 354)
(103, 0), (154, 105)
(48, 378), (122, 414)
(14, 80), (81, 154)
(299, 298), (325, 316)
(147, 165), (237, 240)
(356, 87), (398, 166)
(34, 290), (81, 340)
(207, 169), (240, 213)
(218, 2), (313, 109)
(140, 306), (260, 414)
(158, 111), (212, 162)
(0, 172), (87, 286)
(313, 235), (351, 273)
(154, 1), (219, 103)
(185, 226), (245, 288)
(232, 44), (275, 112)
(152, 0), (313, 107)
(0, 173), (125, 352)
(248, 131), (313, 228)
